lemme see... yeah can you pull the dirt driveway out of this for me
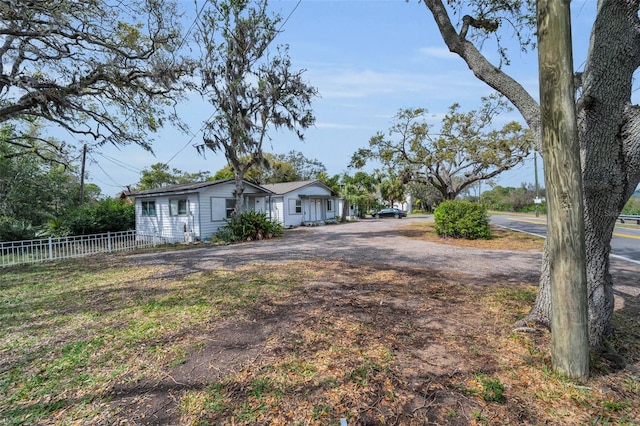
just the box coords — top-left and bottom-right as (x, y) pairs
(128, 215), (640, 302)
(127, 216), (541, 281)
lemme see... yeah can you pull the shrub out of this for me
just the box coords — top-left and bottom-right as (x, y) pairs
(37, 217), (71, 238)
(64, 198), (135, 235)
(215, 211), (283, 243)
(0, 216), (36, 241)
(434, 200), (491, 240)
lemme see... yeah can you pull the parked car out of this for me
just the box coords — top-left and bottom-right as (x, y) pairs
(372, 208), (407, 219)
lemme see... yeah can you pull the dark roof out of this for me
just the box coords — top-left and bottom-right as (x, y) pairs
(261, 180), (334, 195)
(126, 178), (273, 197)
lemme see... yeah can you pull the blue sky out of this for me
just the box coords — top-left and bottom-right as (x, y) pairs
(86, 0), (598, 196)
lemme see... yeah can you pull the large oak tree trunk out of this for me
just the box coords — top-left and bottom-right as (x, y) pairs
(529, 1), (640, 348)
(424, 0), (640, 349)
(579, 2), (640, 347)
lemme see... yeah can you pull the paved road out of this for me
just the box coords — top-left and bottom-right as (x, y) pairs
(491, 214), (640, 265)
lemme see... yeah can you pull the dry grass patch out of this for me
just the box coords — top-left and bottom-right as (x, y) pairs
(1, 254), (638, 425)
(400, 221), (544, 251)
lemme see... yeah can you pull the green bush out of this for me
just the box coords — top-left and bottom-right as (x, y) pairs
(37, 217), (71, 238)
(434, 200), (491, 240)
(215, 211), (283, 243)
(0, 216), (36, 241)
(64, 198), (135, 235)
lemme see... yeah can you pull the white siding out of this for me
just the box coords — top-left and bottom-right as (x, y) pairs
(277, 184), (338, 227)
(269, 196), (285, 226)
(284, 196), (304, 228)
(296, 186), (330, 197)
(134, 180), (276, 240)
(136, 199), (160, 235)
(136, 195), (198, 242)
(159, 182), (262, 240)
(337, 199), (359, 219)
(199, 183), (234, 239)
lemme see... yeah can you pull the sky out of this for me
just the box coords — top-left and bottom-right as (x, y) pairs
(82, 0), (599, 196)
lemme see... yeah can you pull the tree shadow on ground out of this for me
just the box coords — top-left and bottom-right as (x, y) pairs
(101, 261), (544, 424)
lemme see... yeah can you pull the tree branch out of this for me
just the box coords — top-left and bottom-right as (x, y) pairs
(0, 0), (188, 158)
(423, 0), (542, 148)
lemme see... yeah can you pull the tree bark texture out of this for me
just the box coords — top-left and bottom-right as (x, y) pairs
(537, 0), (590, 379)
(341, 199), (350, 222)
(424, 0), (640, 348)
(233, 174), (246, 217)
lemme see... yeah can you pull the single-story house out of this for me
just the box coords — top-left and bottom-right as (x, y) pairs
(260, 180), (339, 228)
(127, 179), (273, 242)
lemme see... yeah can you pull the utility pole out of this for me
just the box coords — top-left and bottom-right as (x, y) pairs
(534, 151), (540, 217)
(79, 144), (87, 205)
(537, 0), (589, 379)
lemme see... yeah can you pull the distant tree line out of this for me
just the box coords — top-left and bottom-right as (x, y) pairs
(479, 184), (546, 214)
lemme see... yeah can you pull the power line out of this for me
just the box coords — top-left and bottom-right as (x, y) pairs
(162, 1), (216, 165)
(279, 0), (302, 32)
(176, 0), (211, 53)
(164, 113), (215, 165)
(95, 152), (142, 174)
(88, 152), (128, 189)
(89, 175), (125, 190)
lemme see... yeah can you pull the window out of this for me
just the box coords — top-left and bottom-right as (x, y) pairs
(170, 198), (188, 216)
(225, 199), (235, 218)
(289, 199), (302, 214)
(141, 201), (156, 216)
(326, 200), (333, 212)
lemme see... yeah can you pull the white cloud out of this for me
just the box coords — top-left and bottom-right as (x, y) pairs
(314, 121), (363, 130)
(417, 46), (457, 59)
(310, 67), (488, 103)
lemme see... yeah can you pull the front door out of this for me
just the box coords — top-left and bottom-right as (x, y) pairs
(304, 199), (322, 223)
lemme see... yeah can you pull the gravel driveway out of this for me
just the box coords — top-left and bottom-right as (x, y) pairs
(125, 216), (640, 303)
(127, 216), (539, 278)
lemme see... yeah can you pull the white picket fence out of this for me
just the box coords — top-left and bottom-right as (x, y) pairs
(0, 230), (180, 268)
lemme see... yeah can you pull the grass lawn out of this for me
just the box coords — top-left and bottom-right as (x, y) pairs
(1, 224), (638, 425)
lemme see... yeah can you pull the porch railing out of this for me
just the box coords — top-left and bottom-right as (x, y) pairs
(0, 231), (179, 268)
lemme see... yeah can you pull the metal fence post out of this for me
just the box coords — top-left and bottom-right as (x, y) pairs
(48, 237), (53, 261)
(107, 231), (112, 253)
